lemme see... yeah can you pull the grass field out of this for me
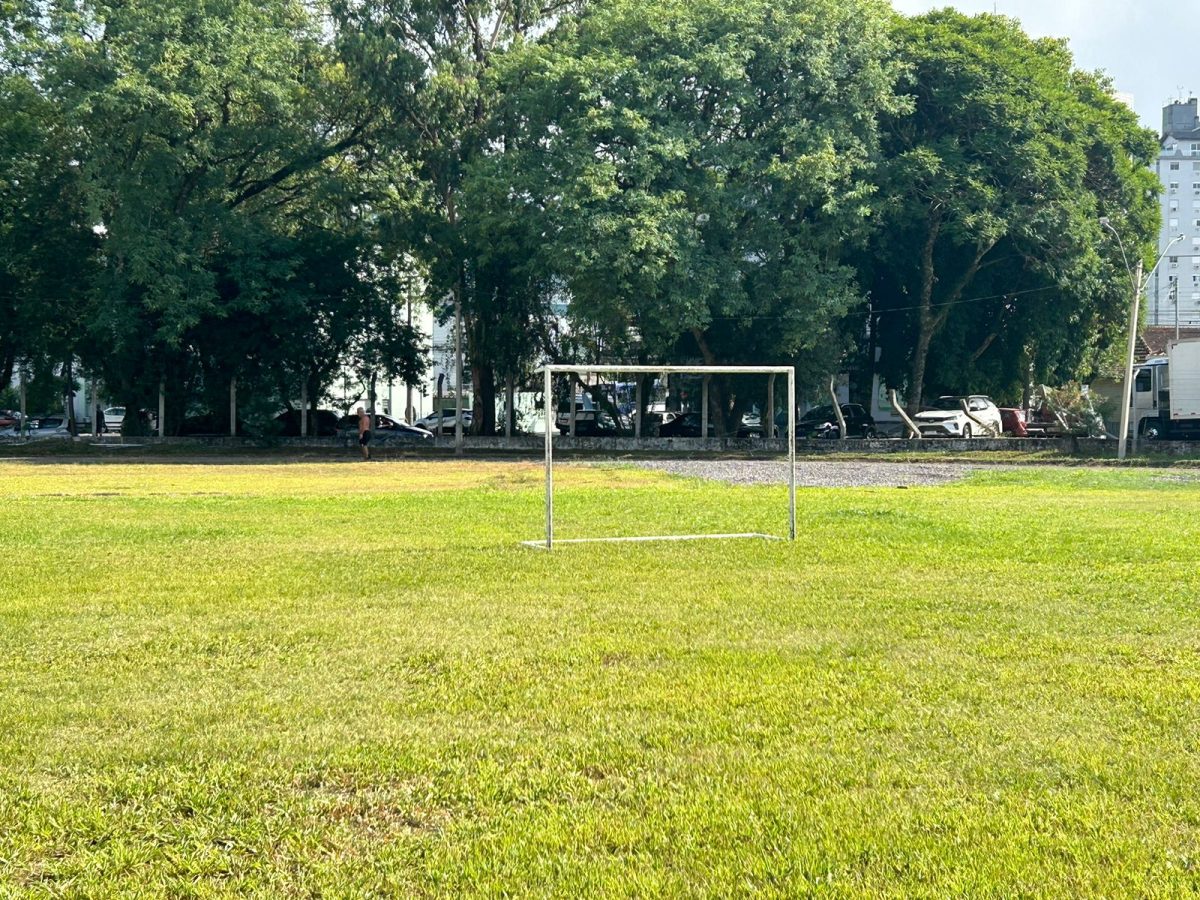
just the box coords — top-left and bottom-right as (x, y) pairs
(2, 459), (1199, 896)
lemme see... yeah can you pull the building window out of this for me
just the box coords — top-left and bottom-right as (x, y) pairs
(1169, 274), (1179, 282)
(1171, 218), (1180, 228)
(1192, 143), (1200, 154)
(1171, 200), (1180, 211)
(1170, 181), (1180, 191)
(1171, 162), (1181, 170)
(1171, 256), (1180, 266)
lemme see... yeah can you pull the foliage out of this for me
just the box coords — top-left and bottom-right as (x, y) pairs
(28, 0), (425, 432)
(864, 11), (1160, 410)
(483, 0), (898, 430)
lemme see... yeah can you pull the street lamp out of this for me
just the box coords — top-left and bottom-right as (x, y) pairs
(1100, 218), (1184, 460)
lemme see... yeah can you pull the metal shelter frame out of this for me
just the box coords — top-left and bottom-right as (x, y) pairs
(526, 364), (796, 549)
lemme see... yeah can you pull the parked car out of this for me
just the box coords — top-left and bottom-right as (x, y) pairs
(998, 407), (1028, 437)
(784, 404), (876, 439)
(336, 413), (433, 442)
(0, 414), (72, 439)
(914, 395), (1002, 438)
(737, 409), (771, 438)
(416, 409), (473, 433)
(0, 410), (21, 428)
(555, 398), (625, 435)
(658, 411), (715, 438)
(273, 409), (341, 437)
(103, 406), (125, 433)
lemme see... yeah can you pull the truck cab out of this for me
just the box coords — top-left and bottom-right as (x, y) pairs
(1127, 338), (1200, 440)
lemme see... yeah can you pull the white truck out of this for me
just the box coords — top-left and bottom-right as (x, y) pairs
(1124, 337), (1200, 440)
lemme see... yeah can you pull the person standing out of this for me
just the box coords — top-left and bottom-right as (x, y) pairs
(357, 406), (372, 461)
(94, 399), (106, 436)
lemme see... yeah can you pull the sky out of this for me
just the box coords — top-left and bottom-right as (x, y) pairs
(890, 0), (1191, 132)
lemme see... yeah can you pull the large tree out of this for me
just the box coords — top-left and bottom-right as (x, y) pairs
(483, 0), (900, 431)
(333, 0), (584, 434)
(38, 0), (424, 433)
(866, 11), (1159, 411)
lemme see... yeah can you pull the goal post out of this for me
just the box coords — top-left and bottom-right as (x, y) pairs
(531, 364), (796, 549)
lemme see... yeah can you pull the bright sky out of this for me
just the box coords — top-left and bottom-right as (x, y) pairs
(890, 0), (1192, 132)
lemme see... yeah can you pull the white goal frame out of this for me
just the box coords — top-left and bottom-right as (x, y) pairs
(526, 364), (796, 549)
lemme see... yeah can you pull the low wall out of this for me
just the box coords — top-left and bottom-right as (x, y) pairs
(9, 433), (1200, 458)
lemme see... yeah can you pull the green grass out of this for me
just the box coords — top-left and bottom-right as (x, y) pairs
(2, 460), (1199, 896)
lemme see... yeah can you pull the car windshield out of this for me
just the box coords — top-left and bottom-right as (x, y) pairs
(800, 406), (835, 421)
(929, 397), (965, 411)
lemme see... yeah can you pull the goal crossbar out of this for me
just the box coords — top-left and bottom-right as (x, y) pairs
(535, 364), (796, 549)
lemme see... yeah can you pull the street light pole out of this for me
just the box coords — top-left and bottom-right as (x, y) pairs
(1102, 218), (1184, 460)
(1116, 258), (1142, 462)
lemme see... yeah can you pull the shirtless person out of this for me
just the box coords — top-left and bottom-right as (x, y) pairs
(357, 406), (372, 460)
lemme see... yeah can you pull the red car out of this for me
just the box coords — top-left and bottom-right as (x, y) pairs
(998, 407), (1027, 437)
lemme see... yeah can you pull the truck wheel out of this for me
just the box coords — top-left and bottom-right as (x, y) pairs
(962, 423), (972, 439)
(1142, 420), (1164, 441)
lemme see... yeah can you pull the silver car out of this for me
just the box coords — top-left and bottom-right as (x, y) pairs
(0, 415), (74, 439)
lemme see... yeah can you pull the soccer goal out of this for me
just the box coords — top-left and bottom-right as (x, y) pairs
(525, 364), (796, 549)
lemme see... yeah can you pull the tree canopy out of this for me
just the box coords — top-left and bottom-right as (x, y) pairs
(864, 11), (1160, 410)
(0, 1), (1161, 432)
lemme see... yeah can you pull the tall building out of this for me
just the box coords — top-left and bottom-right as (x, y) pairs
(1152, 99), (1200, 333)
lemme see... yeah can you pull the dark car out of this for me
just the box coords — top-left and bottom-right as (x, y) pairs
(336, 413), (433, 442)
(998, 407), (1027, 437)
(273, 409), (341, 437)
(658, 411), (715, 438)
(783, 404), (876, 439)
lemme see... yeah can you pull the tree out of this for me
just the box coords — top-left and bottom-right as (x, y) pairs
(39, 0), (425, 433)
(484, 0), (900, 431)
(865, 11), (1160, 411)
(333, 0), (586, 434)
(0, 68), (95, 402)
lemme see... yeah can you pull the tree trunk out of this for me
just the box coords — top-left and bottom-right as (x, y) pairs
(471, 361), (496, 435)
(905, 208), (996, 413)
(907, 208), (943, 413)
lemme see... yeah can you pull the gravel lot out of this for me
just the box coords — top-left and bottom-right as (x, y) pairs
(621, 459), (978, 488)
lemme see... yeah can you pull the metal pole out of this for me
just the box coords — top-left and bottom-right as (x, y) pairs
(230, 377), (237, 437)
(300, 380), (308, 438)
(505, 375), (514, 438)
(701, 376), (709, 442)
(787, 368), (796, 540)
(454, 294), (464, 456)
(766, 374), (775, 439)
(544, 367), (553, 549)
(1175, 283), (1181, 342)
(1117, 258), (1143, 460)
(18, 370), (27, 437)
(634, 378), (643, 439)
(406, 293), (414, 423)
(158, 379), (165, 438)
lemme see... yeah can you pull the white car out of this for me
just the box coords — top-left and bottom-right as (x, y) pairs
(416, 409), (473, 432)
(914, 395), (1002, 438)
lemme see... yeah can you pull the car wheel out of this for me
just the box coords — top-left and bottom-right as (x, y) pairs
(962, 423), (972, 439)
(1142, 420), (1164, 441)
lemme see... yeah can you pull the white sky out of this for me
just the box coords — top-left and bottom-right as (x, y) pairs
(890, 0), (1193, 132)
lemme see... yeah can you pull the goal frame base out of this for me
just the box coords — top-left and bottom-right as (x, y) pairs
(533, 364), (796, 549)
